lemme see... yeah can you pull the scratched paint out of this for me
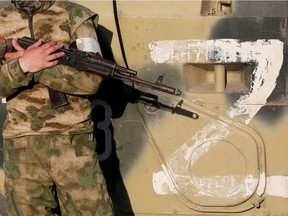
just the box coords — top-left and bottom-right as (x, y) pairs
(183, 122), (230, 163)
(192, 175), (258, 198)
(153, 171), (260, 198)
(153, 172), (288, 199)
(149, 39), (285, 201)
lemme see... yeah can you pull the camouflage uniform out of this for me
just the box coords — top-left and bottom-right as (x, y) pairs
(0, 1), (113, 215)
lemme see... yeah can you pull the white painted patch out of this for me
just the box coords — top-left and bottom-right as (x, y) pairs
(191, 174), (258, 198)
(76, 37), (102, 55)
(266, 176), (288, 198)
(152, 170), (174, 195)
(183, 122), (230, 163)
(257, 172), (266, 196)
(149, 39), (283, 124)
(227, 40), (283, 124)
(153, 173), (288, 199)
(152, 165), (176, 195)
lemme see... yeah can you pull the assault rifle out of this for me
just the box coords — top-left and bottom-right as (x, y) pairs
(0, 36), (181, 108)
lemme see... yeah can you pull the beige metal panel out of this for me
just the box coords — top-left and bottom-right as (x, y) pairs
(75, 0), (269, 214)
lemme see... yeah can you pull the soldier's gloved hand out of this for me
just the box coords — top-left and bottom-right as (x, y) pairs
(19, 39), (65, 73)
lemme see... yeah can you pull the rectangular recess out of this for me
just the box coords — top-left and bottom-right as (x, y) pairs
(183, 63), (251, 93)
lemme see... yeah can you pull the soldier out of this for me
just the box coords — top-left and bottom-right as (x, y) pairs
(0, 0), (113, 215)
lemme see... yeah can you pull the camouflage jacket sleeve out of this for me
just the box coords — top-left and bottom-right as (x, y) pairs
(37, 18), (103, 95)
(0, 58), (33, 98)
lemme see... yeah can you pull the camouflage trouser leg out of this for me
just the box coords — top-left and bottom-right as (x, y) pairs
(3, 134), (113, 216)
